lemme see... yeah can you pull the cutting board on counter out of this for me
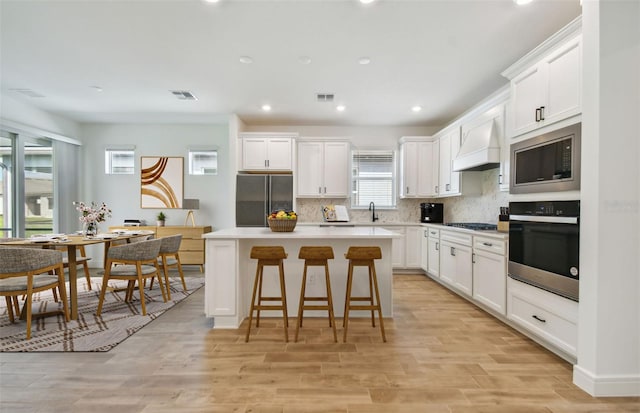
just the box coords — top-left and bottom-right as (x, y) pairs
(322, 205), (350, 222)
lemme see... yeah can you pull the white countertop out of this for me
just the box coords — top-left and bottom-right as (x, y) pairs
(203, 226), (400, 239)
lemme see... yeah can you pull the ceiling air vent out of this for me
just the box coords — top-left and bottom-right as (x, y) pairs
(316, 93), (334, 102)
(170, 90), (198, 100)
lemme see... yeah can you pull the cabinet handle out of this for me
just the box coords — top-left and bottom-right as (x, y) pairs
(435, 185), (438, 194)
(406, 186), (410, 195)
(430, 231), (436, 235)
(540, 106), (545, 121)
(472, 252), (476, 264)
(435, 242), (439, 251)
(446, 183), (450, 191)
(535, 107), (541, 122)
(324, 187), (327, 194)
(483, 242), (493, 247)
(498, 174), (503, 185)
(450, 246), (455, 256)
(318, 187), (322, 194)
(532, 315), (547, 323)
(424, 230), (428, 237)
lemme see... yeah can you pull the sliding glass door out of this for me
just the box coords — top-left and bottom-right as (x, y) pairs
(24, 138), (53, 236)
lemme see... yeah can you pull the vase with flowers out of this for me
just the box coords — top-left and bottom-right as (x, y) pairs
(75, 201), (112, 237)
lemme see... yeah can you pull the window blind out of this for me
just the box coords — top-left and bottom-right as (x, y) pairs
(351, 150), (396, 207)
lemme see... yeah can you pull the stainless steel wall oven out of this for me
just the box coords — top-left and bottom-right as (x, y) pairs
(508, 200), (580, 301)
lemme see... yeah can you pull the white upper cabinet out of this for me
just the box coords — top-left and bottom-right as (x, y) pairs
(399, 138), (436, 198)
(505, 30), (582, 138)
(438, 129), (461, 196)
(297, 140), (349, 198)
(241, 133), (296, 171)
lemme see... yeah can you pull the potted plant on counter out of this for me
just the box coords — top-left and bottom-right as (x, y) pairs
(156, 211), (167, 227)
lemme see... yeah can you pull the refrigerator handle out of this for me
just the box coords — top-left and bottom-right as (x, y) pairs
(265, 176), (270, 226)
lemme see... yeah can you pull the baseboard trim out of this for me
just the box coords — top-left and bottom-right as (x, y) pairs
(573, 365), (640, 397)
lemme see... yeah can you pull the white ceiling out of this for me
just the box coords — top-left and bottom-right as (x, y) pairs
(0, 0), (581, 128)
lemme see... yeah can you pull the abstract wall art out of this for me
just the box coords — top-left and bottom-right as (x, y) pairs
(140, 156), (184, 208)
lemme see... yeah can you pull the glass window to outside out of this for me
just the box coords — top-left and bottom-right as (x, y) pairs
(0, 135), (13, 237)
(24, 140), (53, 236)
(189, 149), (217, 175)
(351, 150), (396, 208)
(105, 149), (134, 174)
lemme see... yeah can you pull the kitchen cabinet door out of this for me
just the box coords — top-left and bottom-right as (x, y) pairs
(431, 139), (440, 195)
(383, 226), (405, 268)
(297, 141), (349, 198)
(242, 137), (293, 171)
(507, 35), (582, 138)
(427, 231), (440, 277)
(400, 139), (435, 198)
(440, 239), (473, 297)
(420, 229), (429, 272)
(322, 141), (350, 197)
(438, 129), (461, 197)
(297, 142), (324, 196)
(473, 248), (507, 315)
(405, 226), (422, 269)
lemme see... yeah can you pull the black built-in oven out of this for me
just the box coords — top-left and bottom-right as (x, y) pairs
(508, 200), (580, 301)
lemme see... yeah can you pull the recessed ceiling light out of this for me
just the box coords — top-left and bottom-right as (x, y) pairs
(412, 106), (422, 112)
(261, 104), (272, 112)
(336, 105), (346, 112)
(204, 0), (220, 3)
(239, 56), (253, 64)
(299, 56), (312, 65)
(360, 0), (376, 4)
(513, 0), (533, 5)
(358, 57), (371, 65)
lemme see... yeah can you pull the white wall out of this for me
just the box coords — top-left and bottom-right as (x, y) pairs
(0, 95), (80, 139)
(574, 0), (640, 397)
(78, 122), (230, 263)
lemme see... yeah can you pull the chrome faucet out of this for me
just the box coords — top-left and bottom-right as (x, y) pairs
(369, 202), (378, 222)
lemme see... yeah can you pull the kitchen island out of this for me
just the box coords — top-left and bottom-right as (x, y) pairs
(203, 226), (398, 328)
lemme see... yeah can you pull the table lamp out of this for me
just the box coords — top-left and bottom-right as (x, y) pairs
(183, 199), (200, 227)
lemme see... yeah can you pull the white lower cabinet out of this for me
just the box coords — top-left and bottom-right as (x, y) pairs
(507, 277), (578, 357)
(439, 230), (473, 296)
(405, 226), (422, 269)
(427, 228), (440, 277)
(383, 226), (405, 268)
(472, 236), (507, 315)
(420, 228), (429, 272)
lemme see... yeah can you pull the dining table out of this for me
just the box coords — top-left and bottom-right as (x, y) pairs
(0, 231), (152, 320)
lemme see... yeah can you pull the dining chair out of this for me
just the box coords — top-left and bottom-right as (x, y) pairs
(150, 234), (185, 300)
(58, 245), (92, 290)
(0, 247), (69, 339)
(96, 238), (165, 317)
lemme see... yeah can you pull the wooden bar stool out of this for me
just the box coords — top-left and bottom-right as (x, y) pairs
(343, 246), (386, 343)
(246, 246), (289, 342)
(295, 246), (337, 343)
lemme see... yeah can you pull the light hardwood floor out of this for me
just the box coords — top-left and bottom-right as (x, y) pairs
(1, 273), (638, 412)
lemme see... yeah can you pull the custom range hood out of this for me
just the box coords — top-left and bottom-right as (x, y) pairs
(452, 118), (500, 172)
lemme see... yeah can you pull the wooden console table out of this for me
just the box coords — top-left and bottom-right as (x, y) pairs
(109, 225), (212, 271)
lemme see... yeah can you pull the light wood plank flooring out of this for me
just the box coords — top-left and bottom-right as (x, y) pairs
(1, 273), (638, 412)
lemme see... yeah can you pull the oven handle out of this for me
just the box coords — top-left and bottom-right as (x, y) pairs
(510, 215), (578, 224)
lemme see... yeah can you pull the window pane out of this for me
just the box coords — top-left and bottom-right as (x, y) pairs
(24, 141), (53, 236)
(0, 135), (13, 237)
(105, 149), (134, 174)
(189, 150), (217, 175)
(351, 150), (396, 208)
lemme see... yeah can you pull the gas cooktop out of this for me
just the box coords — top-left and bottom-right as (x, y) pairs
(445, 222), (497, 231)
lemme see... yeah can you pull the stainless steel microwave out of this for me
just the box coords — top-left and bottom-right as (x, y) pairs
(510, 123), (581, 194)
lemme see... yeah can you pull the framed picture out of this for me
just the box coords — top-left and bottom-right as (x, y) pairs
(140, 156), (184, 208)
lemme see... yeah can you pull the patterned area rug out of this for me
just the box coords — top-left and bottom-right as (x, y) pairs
(0, 276), (204, 352)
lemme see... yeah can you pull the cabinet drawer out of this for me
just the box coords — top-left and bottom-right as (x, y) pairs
(180, 239), (204, 251)
(440, 230), (472, 246)
(179, 251), (205, 265)
(507, 278), (578, 356)
(426, 227), (440, 238)
(157, 227), (206, 239)
(473, 236), (506, 255)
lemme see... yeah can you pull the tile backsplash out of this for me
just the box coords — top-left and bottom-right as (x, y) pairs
(296, 169), (508, 225)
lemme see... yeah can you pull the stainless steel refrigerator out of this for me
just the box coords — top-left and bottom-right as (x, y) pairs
(236, 174), (294, 227)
